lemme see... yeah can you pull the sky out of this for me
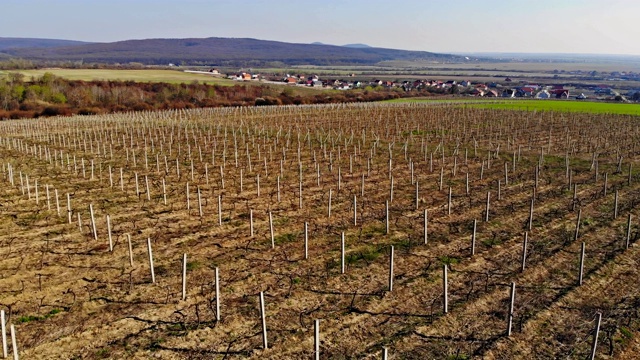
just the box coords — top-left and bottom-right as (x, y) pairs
(2, 0), (639, 55)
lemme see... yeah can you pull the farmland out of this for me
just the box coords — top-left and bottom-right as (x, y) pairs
(387, 98), (640, 116)
(1, 103), (640, 359)
(4, 69), (238, 86)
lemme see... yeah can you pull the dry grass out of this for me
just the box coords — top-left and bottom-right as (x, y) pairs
(0, 104), (639, 359)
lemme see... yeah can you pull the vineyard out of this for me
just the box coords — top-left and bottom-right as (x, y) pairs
(1, 103), (640, 359)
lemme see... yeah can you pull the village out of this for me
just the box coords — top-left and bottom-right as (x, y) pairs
(217, 69), (639, 102)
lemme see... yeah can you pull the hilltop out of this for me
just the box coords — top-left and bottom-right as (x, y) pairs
(0, 37), (466, 66)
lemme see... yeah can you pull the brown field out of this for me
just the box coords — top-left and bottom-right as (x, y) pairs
(1, 103), (640, 359)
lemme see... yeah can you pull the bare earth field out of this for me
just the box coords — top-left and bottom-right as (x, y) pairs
(1, 103), (640, 359)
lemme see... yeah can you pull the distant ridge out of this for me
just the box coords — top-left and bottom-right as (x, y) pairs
(0, 37), (465, 66)
(342, 43), (371, 49)
(0, 37), (92, 51)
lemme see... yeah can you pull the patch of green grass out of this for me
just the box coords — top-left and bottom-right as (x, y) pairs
(186, 261), (201, 271)
(95, 347), (111, 359)
(467, 100), (640, 116)
(481, 238), (502, 248)
(274, 232), (297, 245)
(18, 308), (63, 323)
(438, 256), (460, 265)
(361, 224), (386, 239)
(346, 246), (382, 266)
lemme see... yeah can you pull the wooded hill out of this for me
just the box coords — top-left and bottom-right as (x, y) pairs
(0, 37), (465, 66)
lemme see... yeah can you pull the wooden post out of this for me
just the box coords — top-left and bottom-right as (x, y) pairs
(504, 162), (508, 186)
(218, 195), (222, 226)
(575, 209), (582, 241)
(579, 241), (585, 285)
(162, 178), (167, 205)
(328, 189), (332, 218)
(269, 212), (275, 249)
(424, 209), (428, 245)
(382, 347), (388, 360)
(353, 195), (357, 226)
(448, 186), (452, 215)
(443, 264), (448, 314)
(590, 312), (602, 360)
(626, 214), (632, 249)
(106, 215), (113, 252)
(197, 187), (203, 217)
(314, 319), (320, 360)
(341, 232), (345, 274)
(304, 222), (309, 260)
(614, 190), (619, 219)
(388, 246), (394, 292)
(250, 209), (254, 237)
(89, 204), (98, 241)
(215, 267), (221, 321)
(390, 176), (394, 203)
(145, 175), (150, 201)
(528, 196), (534, 231)
(9, 325), (16, 360)
(186, 182), (190, 210)
(415, 181), (419, 210)
(466, 172), (469, 195)
(1, 309), (7, 358)
(182, 253), (187, 301)
(507, 282), (516, 337)
(485, 191), (490, 222)
(147, 238), (155, 283)
(45, 184), (50, 210)
(127, 234), (134, 267)
(67, 193), (72, 224)
(385, 200), (389, 235)
(521, 232), (528, 272)
(55, 189), (60, 216)
(471, 219), (477, 256)
(260, 291), (268, 349)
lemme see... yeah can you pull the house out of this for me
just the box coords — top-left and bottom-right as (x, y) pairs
(517, 87), (536, 97)
(502, 89), (516, 98)
(285, 77), (298, 84)
(535, 90), (551, 99)
(208, 68), (220, 74)
(485, 89), (499, 97)
(459, 80), (472, 87)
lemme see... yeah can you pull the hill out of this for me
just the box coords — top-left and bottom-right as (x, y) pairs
(0, 37), (465, 66)
(0, 37), (92, 50)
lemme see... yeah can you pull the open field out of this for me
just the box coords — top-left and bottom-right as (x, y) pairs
(1, 103), (640, 358)
(386, 98), (640, 116)
(1, 69), (239, 86)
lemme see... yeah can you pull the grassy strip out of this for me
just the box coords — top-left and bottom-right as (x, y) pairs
(385, 98), (640, 115)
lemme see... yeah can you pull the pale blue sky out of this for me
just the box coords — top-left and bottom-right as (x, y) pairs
(2, 0), (638, 55)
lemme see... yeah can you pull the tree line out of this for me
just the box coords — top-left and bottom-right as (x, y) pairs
(0, 73), (442, 119)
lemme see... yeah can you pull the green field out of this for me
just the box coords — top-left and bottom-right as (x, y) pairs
(387, 98), (640, 115)
(1, 69), (239, 86)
